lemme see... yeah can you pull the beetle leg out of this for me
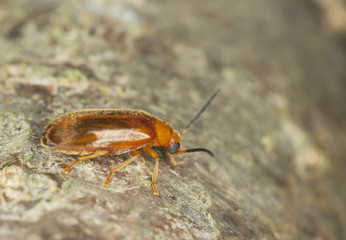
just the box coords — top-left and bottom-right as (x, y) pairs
(103, 150), (142, 187)
(143, 147), (160, 196)
(171, 156), (185, 166)
(63, 151), (108, 173)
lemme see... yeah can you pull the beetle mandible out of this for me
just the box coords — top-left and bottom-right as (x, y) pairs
(41, 89), (219, 195)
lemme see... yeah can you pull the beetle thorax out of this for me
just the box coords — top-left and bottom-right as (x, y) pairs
(153, 118), (181, 148)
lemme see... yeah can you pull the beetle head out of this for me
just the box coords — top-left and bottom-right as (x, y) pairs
(166, 131), (182, 155)
(166, 130), (214, 157)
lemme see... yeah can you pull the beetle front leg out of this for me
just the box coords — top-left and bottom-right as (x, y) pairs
(152, 159), (159, 195)
(170, 157), (184, 166)
(143, 147), (160, 195)
(170, 151), (185, 165)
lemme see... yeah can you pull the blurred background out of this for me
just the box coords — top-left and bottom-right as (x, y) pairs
(0, 0), (346, 239)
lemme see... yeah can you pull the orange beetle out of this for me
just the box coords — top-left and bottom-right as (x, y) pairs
(41, 89), (219, 195)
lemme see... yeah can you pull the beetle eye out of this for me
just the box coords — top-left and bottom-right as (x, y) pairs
(169, 143), (180, 155)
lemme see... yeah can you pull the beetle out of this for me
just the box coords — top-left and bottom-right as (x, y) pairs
(41, 89), (219, 195)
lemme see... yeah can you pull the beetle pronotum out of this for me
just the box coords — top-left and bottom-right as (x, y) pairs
(41, 89), (219, 195)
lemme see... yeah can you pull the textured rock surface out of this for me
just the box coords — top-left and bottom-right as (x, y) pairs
(1, 0), (346, 239)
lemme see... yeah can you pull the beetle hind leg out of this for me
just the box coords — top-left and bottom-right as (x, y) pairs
(63, 151), (108, 173)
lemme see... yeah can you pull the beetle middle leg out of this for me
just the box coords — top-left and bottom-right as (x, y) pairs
(103, 150), (142, 187)
(63, 150), (109, 173)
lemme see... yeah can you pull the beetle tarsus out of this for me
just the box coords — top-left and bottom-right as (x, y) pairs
(152, 183), (159, 195)
(171, 158), (185, 166)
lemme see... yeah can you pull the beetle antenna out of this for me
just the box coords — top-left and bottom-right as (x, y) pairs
(184, 148), (214, 157)
(181, 89), (220, 136)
